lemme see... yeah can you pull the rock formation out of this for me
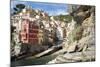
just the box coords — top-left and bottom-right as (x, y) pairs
(48, 5), (95, 64)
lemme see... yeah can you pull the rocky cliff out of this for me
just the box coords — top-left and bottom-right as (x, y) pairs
(48, 5), (95, 64)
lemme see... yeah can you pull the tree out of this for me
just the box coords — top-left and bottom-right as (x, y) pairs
(16, 4), (25, 10)
(13, 4), (25, 14)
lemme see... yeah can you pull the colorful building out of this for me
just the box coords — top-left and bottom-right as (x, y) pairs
(20, 19), (40, 45)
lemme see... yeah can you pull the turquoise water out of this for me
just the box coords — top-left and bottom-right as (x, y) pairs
(11, 55), (57, 67)
(11, 41), (63, 67)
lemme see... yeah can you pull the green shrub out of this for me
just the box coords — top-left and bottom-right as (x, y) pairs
(68, 26), (83, 44)
(73, 26), (83, 41)
(53, 15), (72, 22)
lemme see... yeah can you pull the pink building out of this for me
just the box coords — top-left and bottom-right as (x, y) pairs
(20, 19), (39, 44)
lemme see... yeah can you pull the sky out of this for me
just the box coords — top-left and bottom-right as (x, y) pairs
(11, 0), (69, 16)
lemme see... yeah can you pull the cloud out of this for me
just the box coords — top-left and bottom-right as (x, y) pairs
(54, 10), (69, 15)
(49, 10), (69, 16)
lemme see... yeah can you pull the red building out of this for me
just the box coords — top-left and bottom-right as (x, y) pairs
(20, 19), (39, 44)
